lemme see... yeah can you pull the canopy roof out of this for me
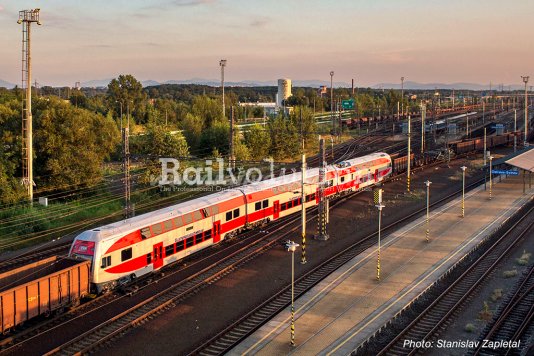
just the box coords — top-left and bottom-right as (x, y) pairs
(506, 148), (534, 172)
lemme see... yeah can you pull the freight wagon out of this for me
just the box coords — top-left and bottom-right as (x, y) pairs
(0, 256), (90, 333)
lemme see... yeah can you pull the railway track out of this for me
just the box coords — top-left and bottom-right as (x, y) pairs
(190, 172), (490, 355)
(373, 202), (534, 356)
(469, 265), (534, 356)
(0, 242), (71, 274)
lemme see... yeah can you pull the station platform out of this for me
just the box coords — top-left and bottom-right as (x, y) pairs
(230, 175), (534, 355)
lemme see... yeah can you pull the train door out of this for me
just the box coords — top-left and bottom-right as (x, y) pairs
(273, 201), (280, 219)
(213, 221), (221, 243)
(153, 242), (163, 269)
(374, 169), (378, 182)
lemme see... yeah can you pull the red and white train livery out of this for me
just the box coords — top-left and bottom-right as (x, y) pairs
(69, 152), (392, 292)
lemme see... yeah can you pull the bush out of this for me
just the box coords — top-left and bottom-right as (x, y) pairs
(516, 250), (531, 266)
(465, 323), (476, 333)
(491, 289), (503, 302)
(503, 270), (518, 278)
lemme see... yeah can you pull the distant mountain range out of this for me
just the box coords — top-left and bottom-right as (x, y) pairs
(0, 78), (526, 91)
(373, 81), (525, 91)
(0, 79), (16, 89)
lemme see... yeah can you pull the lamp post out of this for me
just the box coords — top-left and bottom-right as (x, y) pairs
(286, 240), (300, 347)
(330, 136), (334, 161)
(489, 155), (494, 200)
(407, 115), (411, 192)
(330, 71), (335, 137)
(220, 59), (227, 119)
(514, 109), (517, 153)
(461, 166), (467, 218)
(401, 76), (405, 118)
(425, 180), (431, 242)
(522, 76), (529, 147)
(375, 189), (384, 281)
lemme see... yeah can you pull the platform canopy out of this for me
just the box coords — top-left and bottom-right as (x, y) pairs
(506, 148), (534, 173)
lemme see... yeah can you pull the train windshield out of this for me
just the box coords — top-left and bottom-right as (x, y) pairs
(70, 240), (95, 262)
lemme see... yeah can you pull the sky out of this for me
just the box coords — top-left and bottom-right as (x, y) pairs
(0, 0), (533, 87)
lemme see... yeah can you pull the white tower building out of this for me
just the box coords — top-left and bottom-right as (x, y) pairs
(277, 78), (292, 108)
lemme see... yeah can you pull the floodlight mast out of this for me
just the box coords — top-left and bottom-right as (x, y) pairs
(18, 9), (41, 204)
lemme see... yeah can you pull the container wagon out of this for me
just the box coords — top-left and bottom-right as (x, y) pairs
(0, 256), (90, 333)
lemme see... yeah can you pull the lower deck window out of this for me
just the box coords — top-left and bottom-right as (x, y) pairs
(176, 241), (185, 252)
(121, 248), (132, 262)
(101, 256), (111, 268)
(165, 244), (175, 257)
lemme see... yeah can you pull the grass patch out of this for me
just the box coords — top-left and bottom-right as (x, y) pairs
(478, 301), (493, 321)
(503, 270), (518, 278)
(464, 323), (476, 333)
(516, 250), (531, 266)
(491, 289), (503, 302)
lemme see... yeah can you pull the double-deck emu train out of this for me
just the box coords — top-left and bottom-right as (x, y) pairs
(69, 153), (392, 293)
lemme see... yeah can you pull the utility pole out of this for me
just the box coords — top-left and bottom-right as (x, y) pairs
(316, 138), (329, 240)
(375, 189), (384, 280)
(330, 71), (334, 137)
(230, 106), (235, 170)
(123, 127), (131, 218)
(514, 109), (517, 153)
(425, 180), (431, 242)
(407, 115), (411, 192)
(18, 9), (41, 203)
(301, 151), (307, 264)
(401, 76), (405, 118)
(484, 127), (487, 166)
(421, 103), (425, 154)
(220, 59), (227, 119)
(522, 76), (529, 146)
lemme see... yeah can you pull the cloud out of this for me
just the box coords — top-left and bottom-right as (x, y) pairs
(0, 6), (4, 11)
(172, 0), (216, 6)
(250, 18), (270, 28)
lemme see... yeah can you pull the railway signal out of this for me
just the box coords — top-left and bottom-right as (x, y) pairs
(489, 155), (494, 200)
(285, 240), (300, 347)
(425, 181), (431, 242)
(375, 189), (384, 281)
(461, 166), (467, 218)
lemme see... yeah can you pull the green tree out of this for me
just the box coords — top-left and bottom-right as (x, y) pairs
(181, 113), (203, 152)
(244, 123), (271, 159)
(192, 95), (223, 128)
(199, 121), (230, 156)
(34, 97), (121, 187)
(142, 124), (189, 158)
(106, 74), (147, 124)
(268, 114), (299, 160)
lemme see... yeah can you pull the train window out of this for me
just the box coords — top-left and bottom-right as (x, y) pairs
(281, 203), (287, 211)
(195, 233), (203, 244)
(146, 253), (151, 264)
(185, 237), (194, 248)
(152, 223), (163, 236)
(121, 248), (132, 262)
(193, 211), (202, 221)
(211, 206), (219, 214)
(141, 227), (152, 239)
(233, 208), (240, 218)
(205, 229), (212, 240)
(183, 214), (193, 225)
(326, 180), (333, 187)
(101, 256), (111, 268)
(165, 244), (174, 257)
(202, 208), (209, 217)
(262, 200), (268, 208)
(173, 217), (183, 228)
(176, 241), (185, 252)
(163, 220), (173, 231)
(311, 193), (316, 201)
(255, 202), (262, 211)
(186, 226), (194, 231)
(226, 211), (233, 221)
(340, 176), (345, 183)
